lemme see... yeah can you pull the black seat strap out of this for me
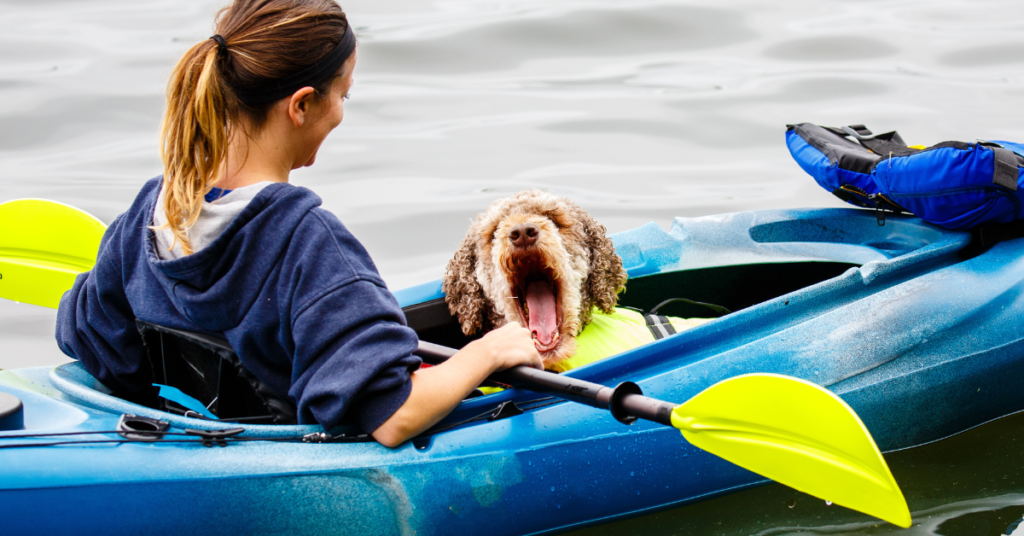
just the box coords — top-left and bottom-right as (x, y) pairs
(649, 297), (731, 318)
(644, 315), (677, 341)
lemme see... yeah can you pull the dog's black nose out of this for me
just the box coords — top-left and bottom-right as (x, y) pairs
(509, 223), (539, 248)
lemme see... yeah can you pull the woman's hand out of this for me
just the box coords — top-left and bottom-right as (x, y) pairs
(464, 322), (544, 372)
(370, 323), (542, 448)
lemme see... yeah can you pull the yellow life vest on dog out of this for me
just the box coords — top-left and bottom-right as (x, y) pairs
(549, 307), (711, 372)
(479, 307), (711, 394)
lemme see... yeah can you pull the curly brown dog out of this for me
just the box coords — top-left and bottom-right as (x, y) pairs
(443, 190), (628, 370)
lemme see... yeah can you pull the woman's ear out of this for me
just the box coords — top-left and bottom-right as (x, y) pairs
(442, 232), (489, 336)
(286, 86), (318, 127)
(577, 206), (627, 318)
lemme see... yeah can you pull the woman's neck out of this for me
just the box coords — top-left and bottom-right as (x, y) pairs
(214, 124), (292, 190)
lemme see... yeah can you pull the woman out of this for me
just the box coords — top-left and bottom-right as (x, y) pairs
(55, 0), (541, 447)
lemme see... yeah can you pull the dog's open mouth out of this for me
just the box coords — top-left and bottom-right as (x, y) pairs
(509, 258), (562, 353)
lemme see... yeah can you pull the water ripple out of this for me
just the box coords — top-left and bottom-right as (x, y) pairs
(4, 0), (1024, 349)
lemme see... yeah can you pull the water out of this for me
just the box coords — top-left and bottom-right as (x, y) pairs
(570, 409), (1024, 535)
(2, 0), (1024, 532)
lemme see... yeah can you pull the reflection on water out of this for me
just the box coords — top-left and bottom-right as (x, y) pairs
(361, 6), (757, 74)
(571, 409), (1024, 535)
(763, 36), (900, 62)
(2, 0), (1024, 533)
(935, 505), (1024, 536)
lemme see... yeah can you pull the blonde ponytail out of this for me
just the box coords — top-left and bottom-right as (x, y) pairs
(155, 0), (350, 256)
(157, 40), (229, 256)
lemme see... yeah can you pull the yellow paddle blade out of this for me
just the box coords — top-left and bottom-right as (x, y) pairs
(670, 373), (911, 528)
(0, 199), (106, 309)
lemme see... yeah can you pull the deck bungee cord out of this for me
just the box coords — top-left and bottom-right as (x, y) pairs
(0, 395), (566, 450)
(0, 431), (368, 449)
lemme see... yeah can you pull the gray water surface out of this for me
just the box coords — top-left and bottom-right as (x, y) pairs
(2, 0), (1024, 533)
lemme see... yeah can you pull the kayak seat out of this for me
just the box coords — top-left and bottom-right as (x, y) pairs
(136, 321), (297, 424)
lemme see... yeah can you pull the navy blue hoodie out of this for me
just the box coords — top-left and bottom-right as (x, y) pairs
(56, 178), (421, 433)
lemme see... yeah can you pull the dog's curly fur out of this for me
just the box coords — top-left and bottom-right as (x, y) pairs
(443, 190), (628, 369)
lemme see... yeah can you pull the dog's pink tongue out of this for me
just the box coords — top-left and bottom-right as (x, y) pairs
(525, 279), (558, 346)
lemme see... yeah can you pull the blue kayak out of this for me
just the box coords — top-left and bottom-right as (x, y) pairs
(3, 207), (1024, 535)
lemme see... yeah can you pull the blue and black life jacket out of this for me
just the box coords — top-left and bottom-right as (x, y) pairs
(787, 123), (1024, 229)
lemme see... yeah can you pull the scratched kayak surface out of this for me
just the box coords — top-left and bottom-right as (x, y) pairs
(4, 208), (1024, 535)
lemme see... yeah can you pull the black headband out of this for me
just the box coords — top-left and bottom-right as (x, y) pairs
(227, 24), (356, 106)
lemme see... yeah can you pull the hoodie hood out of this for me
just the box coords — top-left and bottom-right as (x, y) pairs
(144, 181), (322, 331)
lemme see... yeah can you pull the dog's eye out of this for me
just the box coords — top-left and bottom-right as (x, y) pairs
(542, 217), (561, 230)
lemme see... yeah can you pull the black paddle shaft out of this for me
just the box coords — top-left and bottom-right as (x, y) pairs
(414, 341), (676, 427)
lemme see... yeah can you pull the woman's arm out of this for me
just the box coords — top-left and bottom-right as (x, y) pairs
(371, 323), (542, 447)
(55, 215), (158, 405)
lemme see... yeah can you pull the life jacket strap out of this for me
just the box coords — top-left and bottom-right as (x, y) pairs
(836, 125), (919, 158)
(644, 314), (677, 341)
(992, 146), (1020, 191)
(832, 184), (873, 208)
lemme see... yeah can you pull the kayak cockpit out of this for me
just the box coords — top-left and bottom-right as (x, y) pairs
(408, 207), (970, 351)
(417, 208), (977, 429)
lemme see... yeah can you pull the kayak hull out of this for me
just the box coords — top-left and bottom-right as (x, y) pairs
(4, 207), (1024, 535)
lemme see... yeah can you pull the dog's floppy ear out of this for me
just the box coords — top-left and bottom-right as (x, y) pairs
(443, 232), (489, 336)
(576, 206), (627, 323)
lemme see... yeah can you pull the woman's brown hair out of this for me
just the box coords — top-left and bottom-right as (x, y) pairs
(159, 0), (349, 254)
